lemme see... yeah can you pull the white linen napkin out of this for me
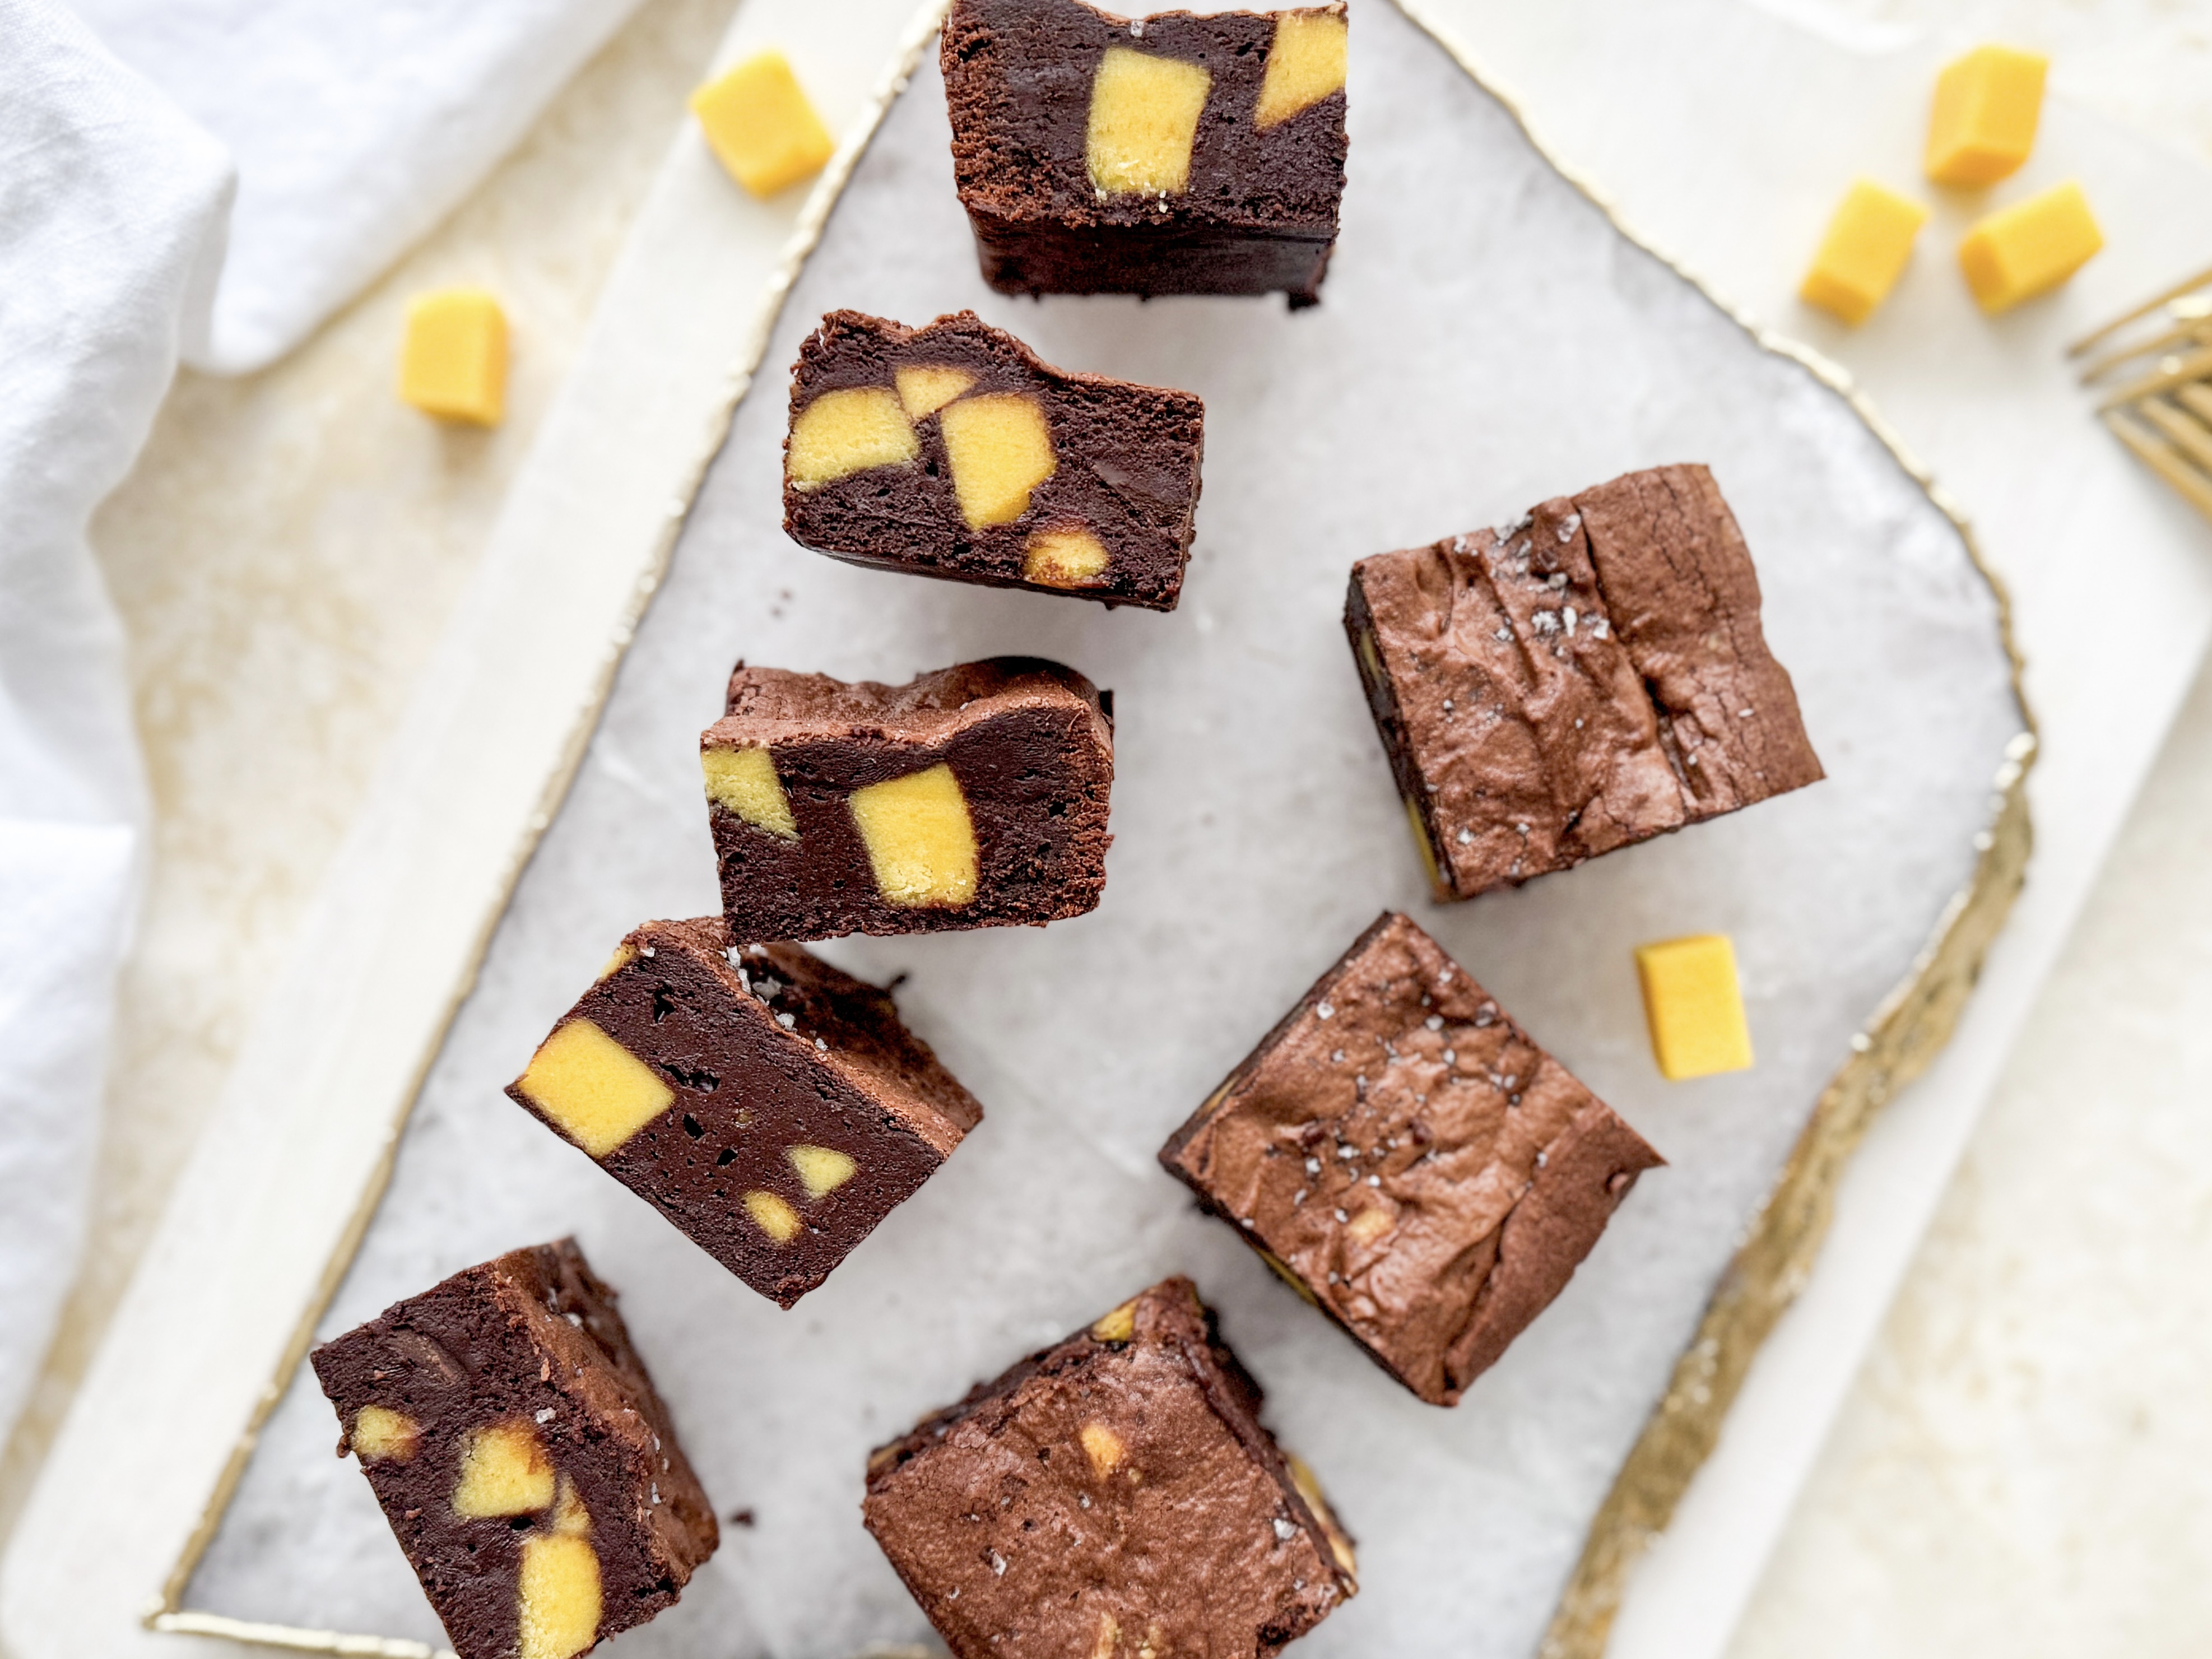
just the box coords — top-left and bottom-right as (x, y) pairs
(0, 0), (656, 1450)
(73, 0), (649, 375)
(0, 0), (231, 1446)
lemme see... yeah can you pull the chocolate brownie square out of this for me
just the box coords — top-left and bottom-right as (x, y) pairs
(1345, 463), (1824, 899)
(506, 919), (983, 1307)
(863, 1277), (1355, 1658)
(942, 0), (1349, 306)
(310, 1240), (717, 1659)
(703, 656), (1113, 941)
(783, 310), (1204, 610)
(1160, 914), (1662, 1405)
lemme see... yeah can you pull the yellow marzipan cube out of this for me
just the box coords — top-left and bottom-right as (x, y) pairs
(1086, 48), (1212, 197)
(1800, 179), (1928, 326)
(1926, 44), (2047, 188)
(1253, 11), (1347, 131)
(1958, 180), (2102, 314)
(848, 763), (978, 908)
(399, 289), (507, 426)
(1634, 934), (1754, 1082)
(691, 49), (834, 198)
(515, 1019), (672, 1158)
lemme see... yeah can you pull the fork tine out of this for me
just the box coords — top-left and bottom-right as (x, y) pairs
(2176, 382), (2212, 427)
(2078, 316), (2212, 383)
(2103, 406), (2212, 521)
(2137, 397), (2212, 474)
(2095, 341), (2212, 411)
(2067, 261), (2212, 357)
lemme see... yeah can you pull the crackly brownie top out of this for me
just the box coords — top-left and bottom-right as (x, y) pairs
(709, 656), (1111, 752)
(942, 0), (1348, 234)
(1162, 915), (1661, 1403)
(1571, 464), (1823, 817)
(1353, 464), (1821, 895)
(1354, 493), (1688, 887)
(629, 919), (982, 1150)
(865, 1276), (1353, 1658)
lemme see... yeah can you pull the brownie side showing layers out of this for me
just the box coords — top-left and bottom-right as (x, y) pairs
(1345, 464), (1821, 899)
(863, 1277), (1356, 1659)
(704, 656), (1114, 941)
(506, 919), (980, 1307)
(1160, 914), (1663, 1405)
(783, 310), (1204, 611)
(310, 1241), (718, 1659)
(942, 0), (1349, 306)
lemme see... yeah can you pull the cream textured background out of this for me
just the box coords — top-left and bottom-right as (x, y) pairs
(1734, 650), (2212, 1657)
(2, 0), (2208, 1653)
(1730, 2), (2212, 1653)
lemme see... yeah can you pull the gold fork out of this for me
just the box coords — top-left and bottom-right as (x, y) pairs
(2072, 262), (2212, 519)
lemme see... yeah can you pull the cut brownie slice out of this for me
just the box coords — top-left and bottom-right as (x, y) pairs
(863, 1276), (1356, 1659)
(784, 310), (1205, 611)
(1160, 913), (1663, 1405)
(1345, 463), (1824, 900)
(942, 0), (1349, 306)
(506, 919), (983, 1307)
(310, 1240), (718, 1659)
(703, 656), (1114, 941)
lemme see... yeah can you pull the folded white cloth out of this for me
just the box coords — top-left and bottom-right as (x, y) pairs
(75, 0), (648, 375)
(0, 0), (231, 1444)
(0, 0), (658, 1451)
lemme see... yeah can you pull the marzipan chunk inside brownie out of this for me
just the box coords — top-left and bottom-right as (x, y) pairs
(942, 0), (1350, 305)
(1345, 463), (1824, 899)
(863, 1277), (1355, 1658)
(702, 656), (1114, 941)
(1160, 913), (1663, 1405)
(507, 919), (983, 1307)
(784, 310), (1204, 611)
(309, 1240), (717, 1659)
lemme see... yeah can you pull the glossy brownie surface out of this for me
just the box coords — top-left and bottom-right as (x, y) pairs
(863, 1277), (1356, 1658)
(1348, 464), (1823, 898)
(1161, 914), (1662, 1404)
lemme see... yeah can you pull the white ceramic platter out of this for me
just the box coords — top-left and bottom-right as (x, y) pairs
(176, 3), (2022, 1655)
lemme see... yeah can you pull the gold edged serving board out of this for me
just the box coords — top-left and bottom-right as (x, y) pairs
(0, 2), (2028, 1658)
